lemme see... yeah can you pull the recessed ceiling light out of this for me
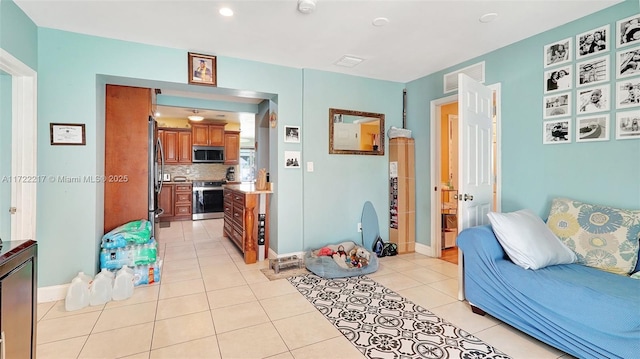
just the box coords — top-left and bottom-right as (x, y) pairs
(334, 55), (364, 68)
(219, 7), (233, 17)
(372, 17), (389, 27)
(479, 13), (498, 23)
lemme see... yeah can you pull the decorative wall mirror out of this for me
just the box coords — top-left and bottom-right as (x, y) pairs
(329, 108), (385, 155)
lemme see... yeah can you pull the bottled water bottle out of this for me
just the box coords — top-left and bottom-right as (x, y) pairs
(112, 266), (135, 300)
(89, 269), (114, 306)
(65, 274), (91, 311)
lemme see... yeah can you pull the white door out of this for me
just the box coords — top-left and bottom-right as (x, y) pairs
(0, 49), (38, 241)
(457, 73), (493, 231)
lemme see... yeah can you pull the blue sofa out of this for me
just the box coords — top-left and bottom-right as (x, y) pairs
(457, 225), (640, 359)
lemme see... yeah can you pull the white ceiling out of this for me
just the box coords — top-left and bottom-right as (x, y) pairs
(16, 0), (621, 83)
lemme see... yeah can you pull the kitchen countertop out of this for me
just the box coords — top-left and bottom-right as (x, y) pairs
(223, 183), (273, 194)
(163, 181), (192, 184)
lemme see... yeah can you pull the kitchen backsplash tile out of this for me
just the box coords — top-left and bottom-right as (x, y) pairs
(164, 164), (235, 181)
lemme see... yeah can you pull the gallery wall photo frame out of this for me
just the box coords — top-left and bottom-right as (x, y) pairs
(576, 55), (609, 87)
(544, 37), (572, 68)
(616, 13), (640, 49)
(50, 123), (86, 145)
(544, 66), (572, 93)
(188, 52), (217, 86)
(615, 109), (640, 140)
(576, 114), (609, 143)
(284, 151), (301, 168)
(615, 78), (640, 109)
(543, 118), (572, 144)
(284, 126), (300, 143)
(616, 45), (640, 79)
(576, 24), (610, 60)
(576, 84), (610, 115)
(543, 92), (571, 119)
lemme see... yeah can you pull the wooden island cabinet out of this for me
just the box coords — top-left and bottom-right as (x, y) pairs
(223, 184), (272, 264)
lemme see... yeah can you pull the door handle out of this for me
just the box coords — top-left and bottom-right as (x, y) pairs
(463, 193), (474, 201)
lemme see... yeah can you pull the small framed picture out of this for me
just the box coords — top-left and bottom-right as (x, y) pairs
(188, 52), (217, 86)
(544, 38), (572, 68)
(616, 46), (640, 79)
(284, 126), (300, 143)
(543, 92), (571, 119)
(544, 66), (572, 93)
(284, 151), (301, 168)
(576, 55), (609, 87)
(50, 123), (86, 145)
(576, 115), (609, 142)
(615, 78), (640, 109)
(543, 119), (571, 144)
(616, 13), (640, 49)
(615, 109), (640, 140)
(576, 25), (610, 60)
(576, 84), (610, 114)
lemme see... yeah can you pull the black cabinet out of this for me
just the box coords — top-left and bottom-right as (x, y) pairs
(0, 240), (37, 359)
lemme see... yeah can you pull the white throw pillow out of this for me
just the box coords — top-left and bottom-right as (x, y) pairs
(487, 209), (577, 270)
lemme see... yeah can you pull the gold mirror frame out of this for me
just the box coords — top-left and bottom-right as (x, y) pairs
(329, 108), (385, 155)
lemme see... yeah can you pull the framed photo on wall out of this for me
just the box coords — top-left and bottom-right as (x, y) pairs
(615, 109), (640, 139)
(576, 55), (609, 87)
(284, 151), (301, 168)
(615, 78), (640, 109)
(544, 66), (572, 93)
(284, 126), (300, 143)
(616, 13), (640, 49)
(188, 52), (217, 86)
(616, 45), (640, 79)
(544, 37), (572, 67)
(543, 92), (571, 119)
(576, 84), (610, 114)
(576, 115), (609, 142)
(576, 25), (610, 60)
(543, 119), (571, 144)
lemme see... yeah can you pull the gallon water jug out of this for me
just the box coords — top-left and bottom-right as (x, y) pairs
(112, 266), (135, 301)
(89, 269), (114, 306)
(65, 277), (90, 311)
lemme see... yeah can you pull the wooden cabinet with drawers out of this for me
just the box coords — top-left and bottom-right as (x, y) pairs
(223, 185), (271, 264)
(159, 183), (192, 221)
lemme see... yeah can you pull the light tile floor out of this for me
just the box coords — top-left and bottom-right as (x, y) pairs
(37, 219), (572, 359)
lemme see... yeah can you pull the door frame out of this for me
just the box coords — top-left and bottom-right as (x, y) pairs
(429, 83), (501, 258)
(0, 49), (38, 241)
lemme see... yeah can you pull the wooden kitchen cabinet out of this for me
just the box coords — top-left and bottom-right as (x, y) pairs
(159, 183), (174, 220)
(223, 185), (272, 264)
(0, 240), (37, 359)
(173, 184), (193, 220)
(191, 123), (225, 146)
(160, 128), (191, 164)
(224, 131), (240, 165)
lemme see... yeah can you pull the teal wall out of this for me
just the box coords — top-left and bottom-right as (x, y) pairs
(0, 73), (10, 241)
(407, 0), (640, 247)
(302, 69), (403, 250)
(0, 0), (37, 69)
(36, 27), (401, 286)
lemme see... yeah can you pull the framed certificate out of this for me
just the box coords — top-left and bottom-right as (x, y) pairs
(50, 123), (86, 145)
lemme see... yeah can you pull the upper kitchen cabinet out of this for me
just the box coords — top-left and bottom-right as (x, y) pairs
(192, 123), (225, 146)
(224, 131), (240, 165)
(161, 128), (191, 164)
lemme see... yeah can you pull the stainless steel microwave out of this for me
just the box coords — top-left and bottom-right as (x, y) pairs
(192, 146), (224, 163)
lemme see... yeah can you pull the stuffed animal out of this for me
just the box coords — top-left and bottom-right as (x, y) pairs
(348, 246), (370, 268)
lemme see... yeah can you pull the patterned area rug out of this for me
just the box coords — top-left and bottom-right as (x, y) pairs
(288, 274), (511, 359)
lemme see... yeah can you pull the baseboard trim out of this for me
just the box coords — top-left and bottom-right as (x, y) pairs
(38, 284), (69, 303)
(414, 242), (434, 256)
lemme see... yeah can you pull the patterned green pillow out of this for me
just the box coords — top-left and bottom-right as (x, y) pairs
(546, 197), (640, 275)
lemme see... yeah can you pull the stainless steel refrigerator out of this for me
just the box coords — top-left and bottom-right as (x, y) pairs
(148, 116), (165, 240)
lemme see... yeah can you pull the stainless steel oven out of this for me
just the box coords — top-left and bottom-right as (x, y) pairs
(192, 181), (225, 220)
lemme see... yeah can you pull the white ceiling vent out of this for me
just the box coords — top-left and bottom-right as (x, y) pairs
(443, 62), (485, 94)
